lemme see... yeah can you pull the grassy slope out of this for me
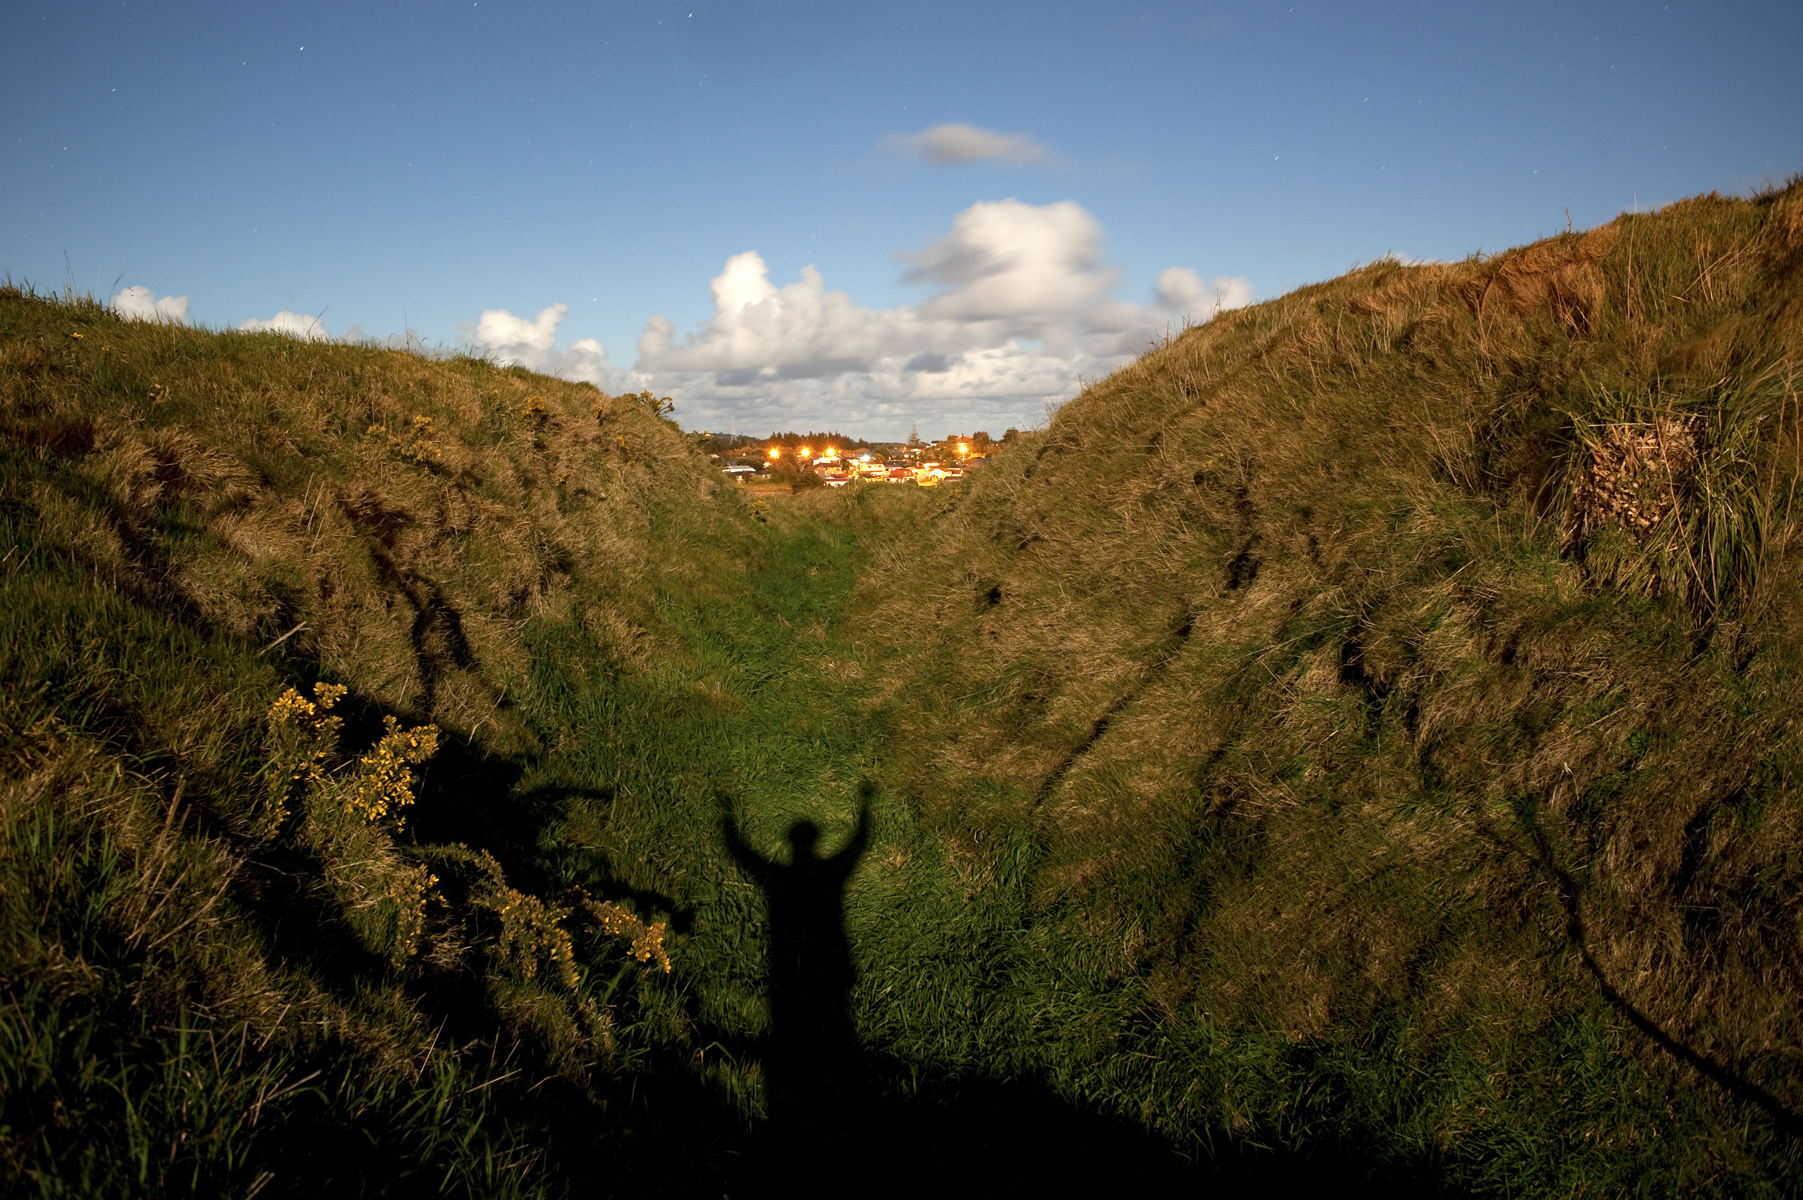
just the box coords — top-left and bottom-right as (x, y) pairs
(0, 290), (808, 1195)
(848, 183), (1803, 1194)
(0, 290), (1075, 1195)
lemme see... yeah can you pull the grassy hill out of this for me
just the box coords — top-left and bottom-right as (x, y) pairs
(0, 294), (788, 1194)
(4, 177), (1803, 1197)
(847, 181), (1803, 1193)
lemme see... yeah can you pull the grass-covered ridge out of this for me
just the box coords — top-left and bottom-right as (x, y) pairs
(6, 179), (1803, 1198)
(0, 292), (782, 1194)
(849, 182), (1803, 1192)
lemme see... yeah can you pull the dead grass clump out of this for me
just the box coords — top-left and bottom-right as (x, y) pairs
(1566, 413), (1705, 543)
(1469, 223), (1620, 335)
(1559, 375), (1781, 611)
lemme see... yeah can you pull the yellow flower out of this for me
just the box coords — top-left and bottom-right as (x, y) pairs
(342, 714), (438, 828)
(583, 897), (671, 972)
(268, 688), (316, 723)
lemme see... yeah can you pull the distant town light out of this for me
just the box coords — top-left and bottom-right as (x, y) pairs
(768, 447), (780, 458)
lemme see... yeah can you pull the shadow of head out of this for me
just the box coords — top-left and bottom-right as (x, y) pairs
(786, 820), (821, 861)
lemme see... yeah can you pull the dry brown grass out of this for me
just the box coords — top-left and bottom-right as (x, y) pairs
(0, 295), (728, 746)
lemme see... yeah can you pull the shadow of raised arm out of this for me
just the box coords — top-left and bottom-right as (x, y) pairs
(823, 795), (870, 884)
(719, 798), (774, 883)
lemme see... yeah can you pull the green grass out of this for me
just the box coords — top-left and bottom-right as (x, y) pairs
(6, 179), (1803, 1196)
(836, 181), (1803, 1194)
(0, 286), (783, 1194)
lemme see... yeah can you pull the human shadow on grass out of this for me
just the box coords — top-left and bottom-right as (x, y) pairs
(715, 793), (1432, 1195)
(721, 795), (869, 1140)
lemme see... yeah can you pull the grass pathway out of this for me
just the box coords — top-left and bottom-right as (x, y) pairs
(508, 497), (890, 1079)
(505, 491), (1222, 1187)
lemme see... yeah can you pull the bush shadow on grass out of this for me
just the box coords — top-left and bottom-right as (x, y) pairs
(722, 1057), (1443, 1196)
(607, 1035), (1443, 1196)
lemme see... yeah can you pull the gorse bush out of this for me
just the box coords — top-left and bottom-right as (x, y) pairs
(339, 714), (440, 829)
(578, 893), (673, 974)
(263, 680), (442, 965)
(259, 681), (345, 840)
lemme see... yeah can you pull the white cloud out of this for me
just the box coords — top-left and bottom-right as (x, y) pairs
(460, 303), (633, 392)
(239, 310), (331, 340)
(626, 198), (1253, 436)
(110, 285), (190, 325)
(905, 199), (1114, 323)
(457, 202), (1250, 437)
(1153, 267), (1254, 320)
(883, 123), (1058, 168)
(470, 304), (563, 353)
(635, 254), (933, 379)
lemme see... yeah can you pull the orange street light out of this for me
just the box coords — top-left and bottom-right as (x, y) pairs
(799, 445), (811, 458)
(768, 446), (781, 458)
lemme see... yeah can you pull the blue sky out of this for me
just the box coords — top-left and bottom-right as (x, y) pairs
(6, 1), (1799, 439)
